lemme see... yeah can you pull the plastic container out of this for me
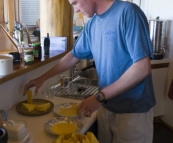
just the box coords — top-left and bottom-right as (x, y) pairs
(0, 54), (14, 76)
(32, 43), (42, 60)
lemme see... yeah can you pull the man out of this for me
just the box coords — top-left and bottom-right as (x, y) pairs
(24, 0), (156, 143)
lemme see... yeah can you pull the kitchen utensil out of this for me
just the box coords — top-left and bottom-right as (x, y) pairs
(16, 99), (54, 116)
(53, 102), (79, 117)
(149, 17), (167, 60)
(44, 116), (83, 135)
(0, 54), (14, 76)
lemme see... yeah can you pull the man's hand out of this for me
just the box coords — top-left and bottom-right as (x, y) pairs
(77, 94), (102, 118)
(23, 76), (44, 96)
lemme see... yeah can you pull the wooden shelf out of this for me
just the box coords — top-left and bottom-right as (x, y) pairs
(0, 23), (70, 84)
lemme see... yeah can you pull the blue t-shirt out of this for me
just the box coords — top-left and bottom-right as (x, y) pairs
(71, 0), (156, 113)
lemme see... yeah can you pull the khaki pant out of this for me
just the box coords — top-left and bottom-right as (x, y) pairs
(97, 106), (154, 143)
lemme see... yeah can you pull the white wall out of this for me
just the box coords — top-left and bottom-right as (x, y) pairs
(0, 58), (69, 111)
(145, 0), (173, 127)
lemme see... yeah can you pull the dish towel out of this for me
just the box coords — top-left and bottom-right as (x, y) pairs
(168, 79), (173, 100)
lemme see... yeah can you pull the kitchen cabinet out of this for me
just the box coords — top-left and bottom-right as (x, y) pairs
(151, 63), (169, 117)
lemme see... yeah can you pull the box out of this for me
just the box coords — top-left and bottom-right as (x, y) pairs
(41, 36), (67, 52)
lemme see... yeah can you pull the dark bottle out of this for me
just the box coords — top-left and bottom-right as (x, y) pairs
(32, 43), (42, 60)
(44, 33), (50, 56)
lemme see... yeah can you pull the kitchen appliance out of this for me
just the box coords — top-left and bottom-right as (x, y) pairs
(0, 54), (14, 76)
(149, 17), (166, 60)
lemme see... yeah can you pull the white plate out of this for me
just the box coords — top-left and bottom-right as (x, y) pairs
(44, 116), (83, 135)
(53, 102), (79, 117)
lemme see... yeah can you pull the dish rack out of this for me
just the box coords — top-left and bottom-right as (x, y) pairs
(43, 82), (98, 99)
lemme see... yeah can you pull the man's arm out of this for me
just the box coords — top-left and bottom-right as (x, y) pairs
(102, 56), (151, 100)
(23, 52), (79, 95)
(77, 56), (151, 117)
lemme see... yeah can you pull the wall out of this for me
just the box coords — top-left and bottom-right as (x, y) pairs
(0, 58), (69, 111)
(145, 0), (173, 127)
(0, 0), (4, 22)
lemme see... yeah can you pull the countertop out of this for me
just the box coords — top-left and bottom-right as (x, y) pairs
(150, 58), (170, 65)
(7, 95), (97, 143)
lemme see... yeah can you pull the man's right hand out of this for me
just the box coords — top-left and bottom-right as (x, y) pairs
(23, 76), (44, 96)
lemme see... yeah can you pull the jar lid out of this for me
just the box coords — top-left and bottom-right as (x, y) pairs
(32, 43), (41, 46)
(24, 49), (33, 52)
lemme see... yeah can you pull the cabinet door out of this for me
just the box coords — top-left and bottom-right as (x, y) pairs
(152, 68), (168, 117)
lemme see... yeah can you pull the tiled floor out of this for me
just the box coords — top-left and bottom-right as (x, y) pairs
(153, 121), (173, 143)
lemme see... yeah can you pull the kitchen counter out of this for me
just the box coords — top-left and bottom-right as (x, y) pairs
(151, 58), (170, 69)
(7, 95), (97, 143)
(150, 58), (170, 65)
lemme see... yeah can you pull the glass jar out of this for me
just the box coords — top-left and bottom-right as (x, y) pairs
(32, 43), (42, 60)
(24, 49), (34, 64)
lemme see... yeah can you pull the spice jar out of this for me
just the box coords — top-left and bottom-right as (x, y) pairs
(32, 43), (42, 60)
(24, 49), (34, 64)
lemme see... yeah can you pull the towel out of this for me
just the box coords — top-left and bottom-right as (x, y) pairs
(168, 79), (173, 100)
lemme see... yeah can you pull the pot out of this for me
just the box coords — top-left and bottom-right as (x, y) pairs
(0, 54), (13, 76)
(149, 17), (166, 59)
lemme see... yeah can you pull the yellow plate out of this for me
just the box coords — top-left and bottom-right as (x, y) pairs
(16, 99), (54, 116)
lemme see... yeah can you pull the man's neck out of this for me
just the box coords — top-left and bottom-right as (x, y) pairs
(95, 0), (115, 15)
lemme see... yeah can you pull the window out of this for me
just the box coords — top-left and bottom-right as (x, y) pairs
(14, 0), (40, 26)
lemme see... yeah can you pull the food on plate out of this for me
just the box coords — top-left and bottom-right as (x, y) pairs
(21, 103), (36, 112)
(35, 102), (51, 111)
(51, 123), (78, 135)
(58, 103), (79, 116)
(54, 132), (99, 143)
(21, 102), (51, 112)
(27, 90), (33, 104)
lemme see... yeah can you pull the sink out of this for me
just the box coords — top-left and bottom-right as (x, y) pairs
(45, 68), (99, 99)
(75, 78), (98, 86)
(79, 68), (98, 79)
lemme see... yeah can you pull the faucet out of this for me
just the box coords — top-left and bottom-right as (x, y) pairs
(69, 60), (83, 81)
(69, 59), (95, 81)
